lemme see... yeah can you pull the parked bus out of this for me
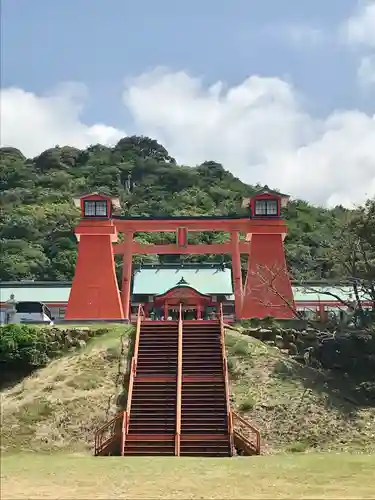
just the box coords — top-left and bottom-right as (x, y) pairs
(11, 301), (54, 325)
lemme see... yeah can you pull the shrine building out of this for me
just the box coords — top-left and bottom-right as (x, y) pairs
(130, 263), (234, 321)
(0, 270), (371, 323)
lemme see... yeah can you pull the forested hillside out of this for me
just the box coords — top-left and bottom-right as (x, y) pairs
(1, 135), (374, 288)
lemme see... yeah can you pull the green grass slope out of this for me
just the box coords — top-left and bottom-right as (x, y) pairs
(1, 325), (374, 455)
(1, 325), (132, 453)
(226, 329), (375, 453)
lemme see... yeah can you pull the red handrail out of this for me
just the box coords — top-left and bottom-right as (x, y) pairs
(123, 304), (144, 448)
(219, 303), (234, 455)
(94, 305), (145, 456)
(175, 302), (183, 456)
(121, 411), (127, 456)
(94, 411), (125, 456)
(232, 410), (261, 455)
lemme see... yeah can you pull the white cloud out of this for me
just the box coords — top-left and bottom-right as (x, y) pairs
(0, 85), (125, 157)
(273, 23), (325, 47)
(124, 68), (375, 208)
(343, 1), (375, 48)
(358, 54), (375, 87)
(1, 69), (374, 209)
(339, 1), (375, 92)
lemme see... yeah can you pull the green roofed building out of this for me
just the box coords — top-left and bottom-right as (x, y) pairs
(131, 263), (234, 320)
(0, 263), (372, 323)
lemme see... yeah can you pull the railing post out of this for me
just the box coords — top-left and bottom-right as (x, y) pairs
(175, 303), (183, 456)
(219, 303), (234, 455)
(121, 411), (127, 456)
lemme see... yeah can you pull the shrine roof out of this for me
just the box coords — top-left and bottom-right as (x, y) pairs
(132, 267), (233, 295)
(0, 282), (71, 303)
(0, 280), (371, 305)
(253, 185), (290, 198)
(292, 286), (370, 303)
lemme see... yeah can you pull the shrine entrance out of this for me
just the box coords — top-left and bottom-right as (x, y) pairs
(152, 278), (213, 320)
(65, 188), (296, 321)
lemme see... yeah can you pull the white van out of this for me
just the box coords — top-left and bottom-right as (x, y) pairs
(12, 301), (54, 325)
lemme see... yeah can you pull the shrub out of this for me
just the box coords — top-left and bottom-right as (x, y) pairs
(0, 323), (112, 385)
(286, 440), (309, 453)
(0, 324), (50, 374)
(229, 340), (249, 357)
(239, 395), (256, 412)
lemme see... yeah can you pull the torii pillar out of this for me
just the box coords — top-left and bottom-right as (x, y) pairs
(65, 193), (124, 321)
(241, 187), (295, 319)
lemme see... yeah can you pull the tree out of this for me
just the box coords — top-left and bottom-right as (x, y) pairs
(0, 134), (372, 283)
(325, 199), (375, 323)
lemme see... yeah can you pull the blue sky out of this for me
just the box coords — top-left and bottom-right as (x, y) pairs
(1, 0), (375, 207)
(2, 0), (370, 124)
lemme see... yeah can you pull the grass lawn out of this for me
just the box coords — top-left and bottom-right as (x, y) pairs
(2, 453), (375, 499)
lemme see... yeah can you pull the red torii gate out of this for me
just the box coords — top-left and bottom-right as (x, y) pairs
(65, 188), (295, 321)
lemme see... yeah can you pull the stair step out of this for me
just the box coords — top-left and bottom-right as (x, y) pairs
(125, 445), (176, 451)
(129, 416), (176, 422)
(137, 362), (177, 366)
(182, 421), (227, 426)
(182, 361), (221, 364)
(182, 393), (225, 398)
(131, 411), (176, 415)
(180, 443), (230, 449)
(132, 395), (177, 399)
(131, 402), (176, 406)
(182, 397), (225, 401)
(182, 367), (222, 370)
(181, 423), (227, 428)
(182, 346), (221, 349)
(133, 384), (176, 388)
(138, 346), (177, 350)
(182, 402), (226, 406)
(132, 391), (176, 396)
(182, 387), (225, 391)
(137, 357), (177, 361)
(131, 399), (176, 404)
(182, 401), (226, 406)
(136, 370), (177, 374)
(181, 401), (226, 405)
(181, 407), (227, 412)
(182, 354), (222, 358)
(137, 355), (177, 359)
(123, 450), (175, 456)
(129, 426), (176, 430)
(182, 392), (225, 396)
(129, 422), (176, 426)
(139, 341), (178, 344)
(132, 394), (176, 398)
(131, 401), (176, 406)
(138, 344), (178, 347)
(139, 340), (178, 343)
(131, 409), (176, 414)
(180, 450), (230, 456)
(182, 370), (222, 373)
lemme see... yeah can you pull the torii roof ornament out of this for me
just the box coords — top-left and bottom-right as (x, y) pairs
(176, 277), (189, 287)
(242, 185), (290, 209)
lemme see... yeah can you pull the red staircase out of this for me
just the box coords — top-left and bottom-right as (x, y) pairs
(94, 305), (261, 457)
(180, 320), (232, 456)
(123, 321), (178, 456)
